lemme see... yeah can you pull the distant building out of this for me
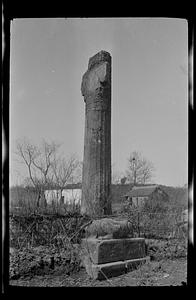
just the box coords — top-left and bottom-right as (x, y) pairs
(44, 183), (82, 205)
(124, 185), (169, 208)
(45, 183), (132, 206)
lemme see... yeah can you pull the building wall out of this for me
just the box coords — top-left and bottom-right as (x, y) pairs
(62, 189), (81, 205)
(130, 188), (169, 208)
(44, 189), (81, 205)
(132, 196), (148, 207)
(45, 184), (130, 207)
(111, 184), (131, 203)
(151, 188), (169, 203)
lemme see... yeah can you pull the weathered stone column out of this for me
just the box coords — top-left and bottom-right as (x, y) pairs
(81, 51), (112, 217)
(80, 52), (150, 281)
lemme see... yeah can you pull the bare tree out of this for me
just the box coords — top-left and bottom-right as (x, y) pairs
(51, 154), (80, 203)
(126, 151), (155, 185)
(70, 160), (83, 184)
(15, 138), (60, 208)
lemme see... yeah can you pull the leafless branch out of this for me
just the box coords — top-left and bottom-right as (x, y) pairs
(126, 151), (155, 185)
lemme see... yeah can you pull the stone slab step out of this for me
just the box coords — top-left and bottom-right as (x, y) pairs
(85, 256), (150, 280)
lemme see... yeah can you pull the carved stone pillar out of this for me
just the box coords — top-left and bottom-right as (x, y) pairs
(81, 51), (112, 217)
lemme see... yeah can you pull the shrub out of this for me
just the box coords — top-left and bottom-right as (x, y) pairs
(9, 211), (92, 279)
(121, 194), (186, 240)
(10, 211), (91, 249)
(145, 238), (187, 261)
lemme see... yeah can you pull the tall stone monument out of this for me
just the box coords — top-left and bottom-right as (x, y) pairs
(81, 51), (112, 217)
(80, 51), (150, 280)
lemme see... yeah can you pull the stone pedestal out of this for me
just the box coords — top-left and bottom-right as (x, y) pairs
(81, 238), (150, 280)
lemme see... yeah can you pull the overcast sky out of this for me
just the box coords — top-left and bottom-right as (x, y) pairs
(10, 18), (188, 187)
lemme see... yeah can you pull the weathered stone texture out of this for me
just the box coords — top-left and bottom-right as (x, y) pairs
(83, 256), (150, 280)
(79, 52), (151, 280)
(81, 51), (112, 217)
(85, 218), (133, 239)
(81, 238), (146, 265)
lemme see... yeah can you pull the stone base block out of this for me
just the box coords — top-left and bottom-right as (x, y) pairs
(85, 257), (150, 280)
(81, 238), (146, 264)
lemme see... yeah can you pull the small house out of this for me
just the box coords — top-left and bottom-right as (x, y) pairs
(124, 185), (169, 208)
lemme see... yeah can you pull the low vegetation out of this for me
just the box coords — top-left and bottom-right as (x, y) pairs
(9, 183), (188, 285)
(9, 210), (92, 280)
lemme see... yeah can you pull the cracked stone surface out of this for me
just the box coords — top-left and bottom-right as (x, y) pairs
(81, 51), (112, 217)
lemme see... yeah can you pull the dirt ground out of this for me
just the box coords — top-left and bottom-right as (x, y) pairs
(9, 258), (187, 287)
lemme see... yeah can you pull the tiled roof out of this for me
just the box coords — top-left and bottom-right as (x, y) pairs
(124, 185), (158, 197)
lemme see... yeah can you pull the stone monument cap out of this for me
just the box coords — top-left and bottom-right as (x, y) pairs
(88, 50), (111, 70)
